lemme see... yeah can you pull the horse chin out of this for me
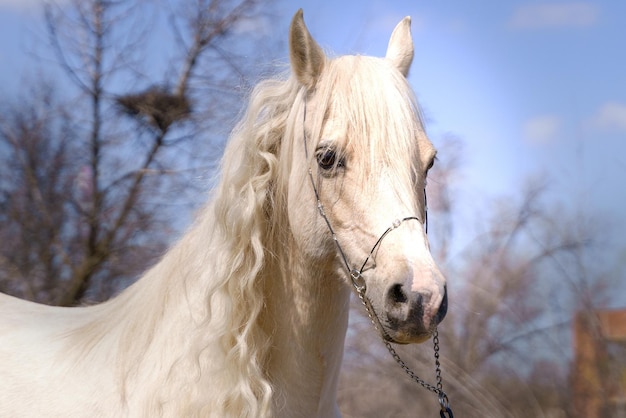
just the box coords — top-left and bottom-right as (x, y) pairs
(382, 328), (433, 345)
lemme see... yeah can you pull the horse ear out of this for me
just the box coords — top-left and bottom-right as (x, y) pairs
(289, 9), (326, 90)
(385, 16), (414, 77)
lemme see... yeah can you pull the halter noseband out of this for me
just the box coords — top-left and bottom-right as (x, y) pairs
(300, 94), (453, 418)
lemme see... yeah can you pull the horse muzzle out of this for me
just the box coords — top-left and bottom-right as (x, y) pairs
(382, 283), (448, 344)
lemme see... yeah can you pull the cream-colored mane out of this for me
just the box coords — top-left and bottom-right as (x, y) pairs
(0, 10), (447, 418)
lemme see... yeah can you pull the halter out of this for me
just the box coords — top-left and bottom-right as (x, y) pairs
(301, 96), (453, 418)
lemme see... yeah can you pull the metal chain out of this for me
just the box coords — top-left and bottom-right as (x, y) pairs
(353, 280), (452, 417)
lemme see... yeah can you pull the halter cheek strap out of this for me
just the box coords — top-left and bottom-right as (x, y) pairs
(300, 95), (453, 417)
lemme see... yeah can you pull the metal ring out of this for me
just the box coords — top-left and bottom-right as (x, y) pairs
(350, 269), (366, 292)
(438, 392), (450, 408)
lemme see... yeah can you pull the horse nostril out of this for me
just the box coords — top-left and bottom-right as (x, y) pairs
(385, 283), (411, 325)
(384, 283), (429, 329)
(387, 283), (408, 306)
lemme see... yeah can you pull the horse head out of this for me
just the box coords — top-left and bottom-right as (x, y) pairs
(286, 10), (447, 344)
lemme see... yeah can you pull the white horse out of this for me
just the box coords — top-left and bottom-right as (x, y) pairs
(0, 10), (447, 417)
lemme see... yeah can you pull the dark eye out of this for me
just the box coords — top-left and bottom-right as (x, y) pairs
(316, 147), (344, 171)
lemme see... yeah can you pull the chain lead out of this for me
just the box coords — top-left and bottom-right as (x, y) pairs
(359, 284), (454, 417)
(353, 282), (451, 401)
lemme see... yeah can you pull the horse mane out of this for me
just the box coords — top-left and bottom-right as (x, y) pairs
(64, 53), (425, 417)
(64, 72), (304, 417)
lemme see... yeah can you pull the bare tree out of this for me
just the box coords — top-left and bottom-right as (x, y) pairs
(0, 0), (278, 305)
(0, 84), (78, 302)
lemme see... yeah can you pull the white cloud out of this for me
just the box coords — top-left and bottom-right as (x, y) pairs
(523, 115), (561, 144)
(509, 2), (600, 30)
(590, 102), (626, 132)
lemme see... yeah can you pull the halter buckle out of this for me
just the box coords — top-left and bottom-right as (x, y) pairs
(350, 269), (366, 293)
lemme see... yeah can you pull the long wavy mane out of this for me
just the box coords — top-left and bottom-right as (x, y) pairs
(183, 73), (304, 415)
(64, 73), (306, 416)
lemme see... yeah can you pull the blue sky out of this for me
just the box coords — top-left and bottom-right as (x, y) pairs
(1, 1), (625, 298)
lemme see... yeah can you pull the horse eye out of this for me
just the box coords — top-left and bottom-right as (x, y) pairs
(316, 148), (343, 171)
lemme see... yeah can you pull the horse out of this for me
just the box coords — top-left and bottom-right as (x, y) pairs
(0, 9), (447, 417)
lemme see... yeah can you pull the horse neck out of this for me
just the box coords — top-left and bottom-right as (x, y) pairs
(261, 236), (351, 416)
(83, 200), (351, 415)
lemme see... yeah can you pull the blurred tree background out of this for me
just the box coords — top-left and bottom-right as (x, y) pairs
(0, 0), (280, 305)
(0, 1), (623, 417)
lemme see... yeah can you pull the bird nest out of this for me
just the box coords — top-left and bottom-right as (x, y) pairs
(116, 87), (191, 132)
